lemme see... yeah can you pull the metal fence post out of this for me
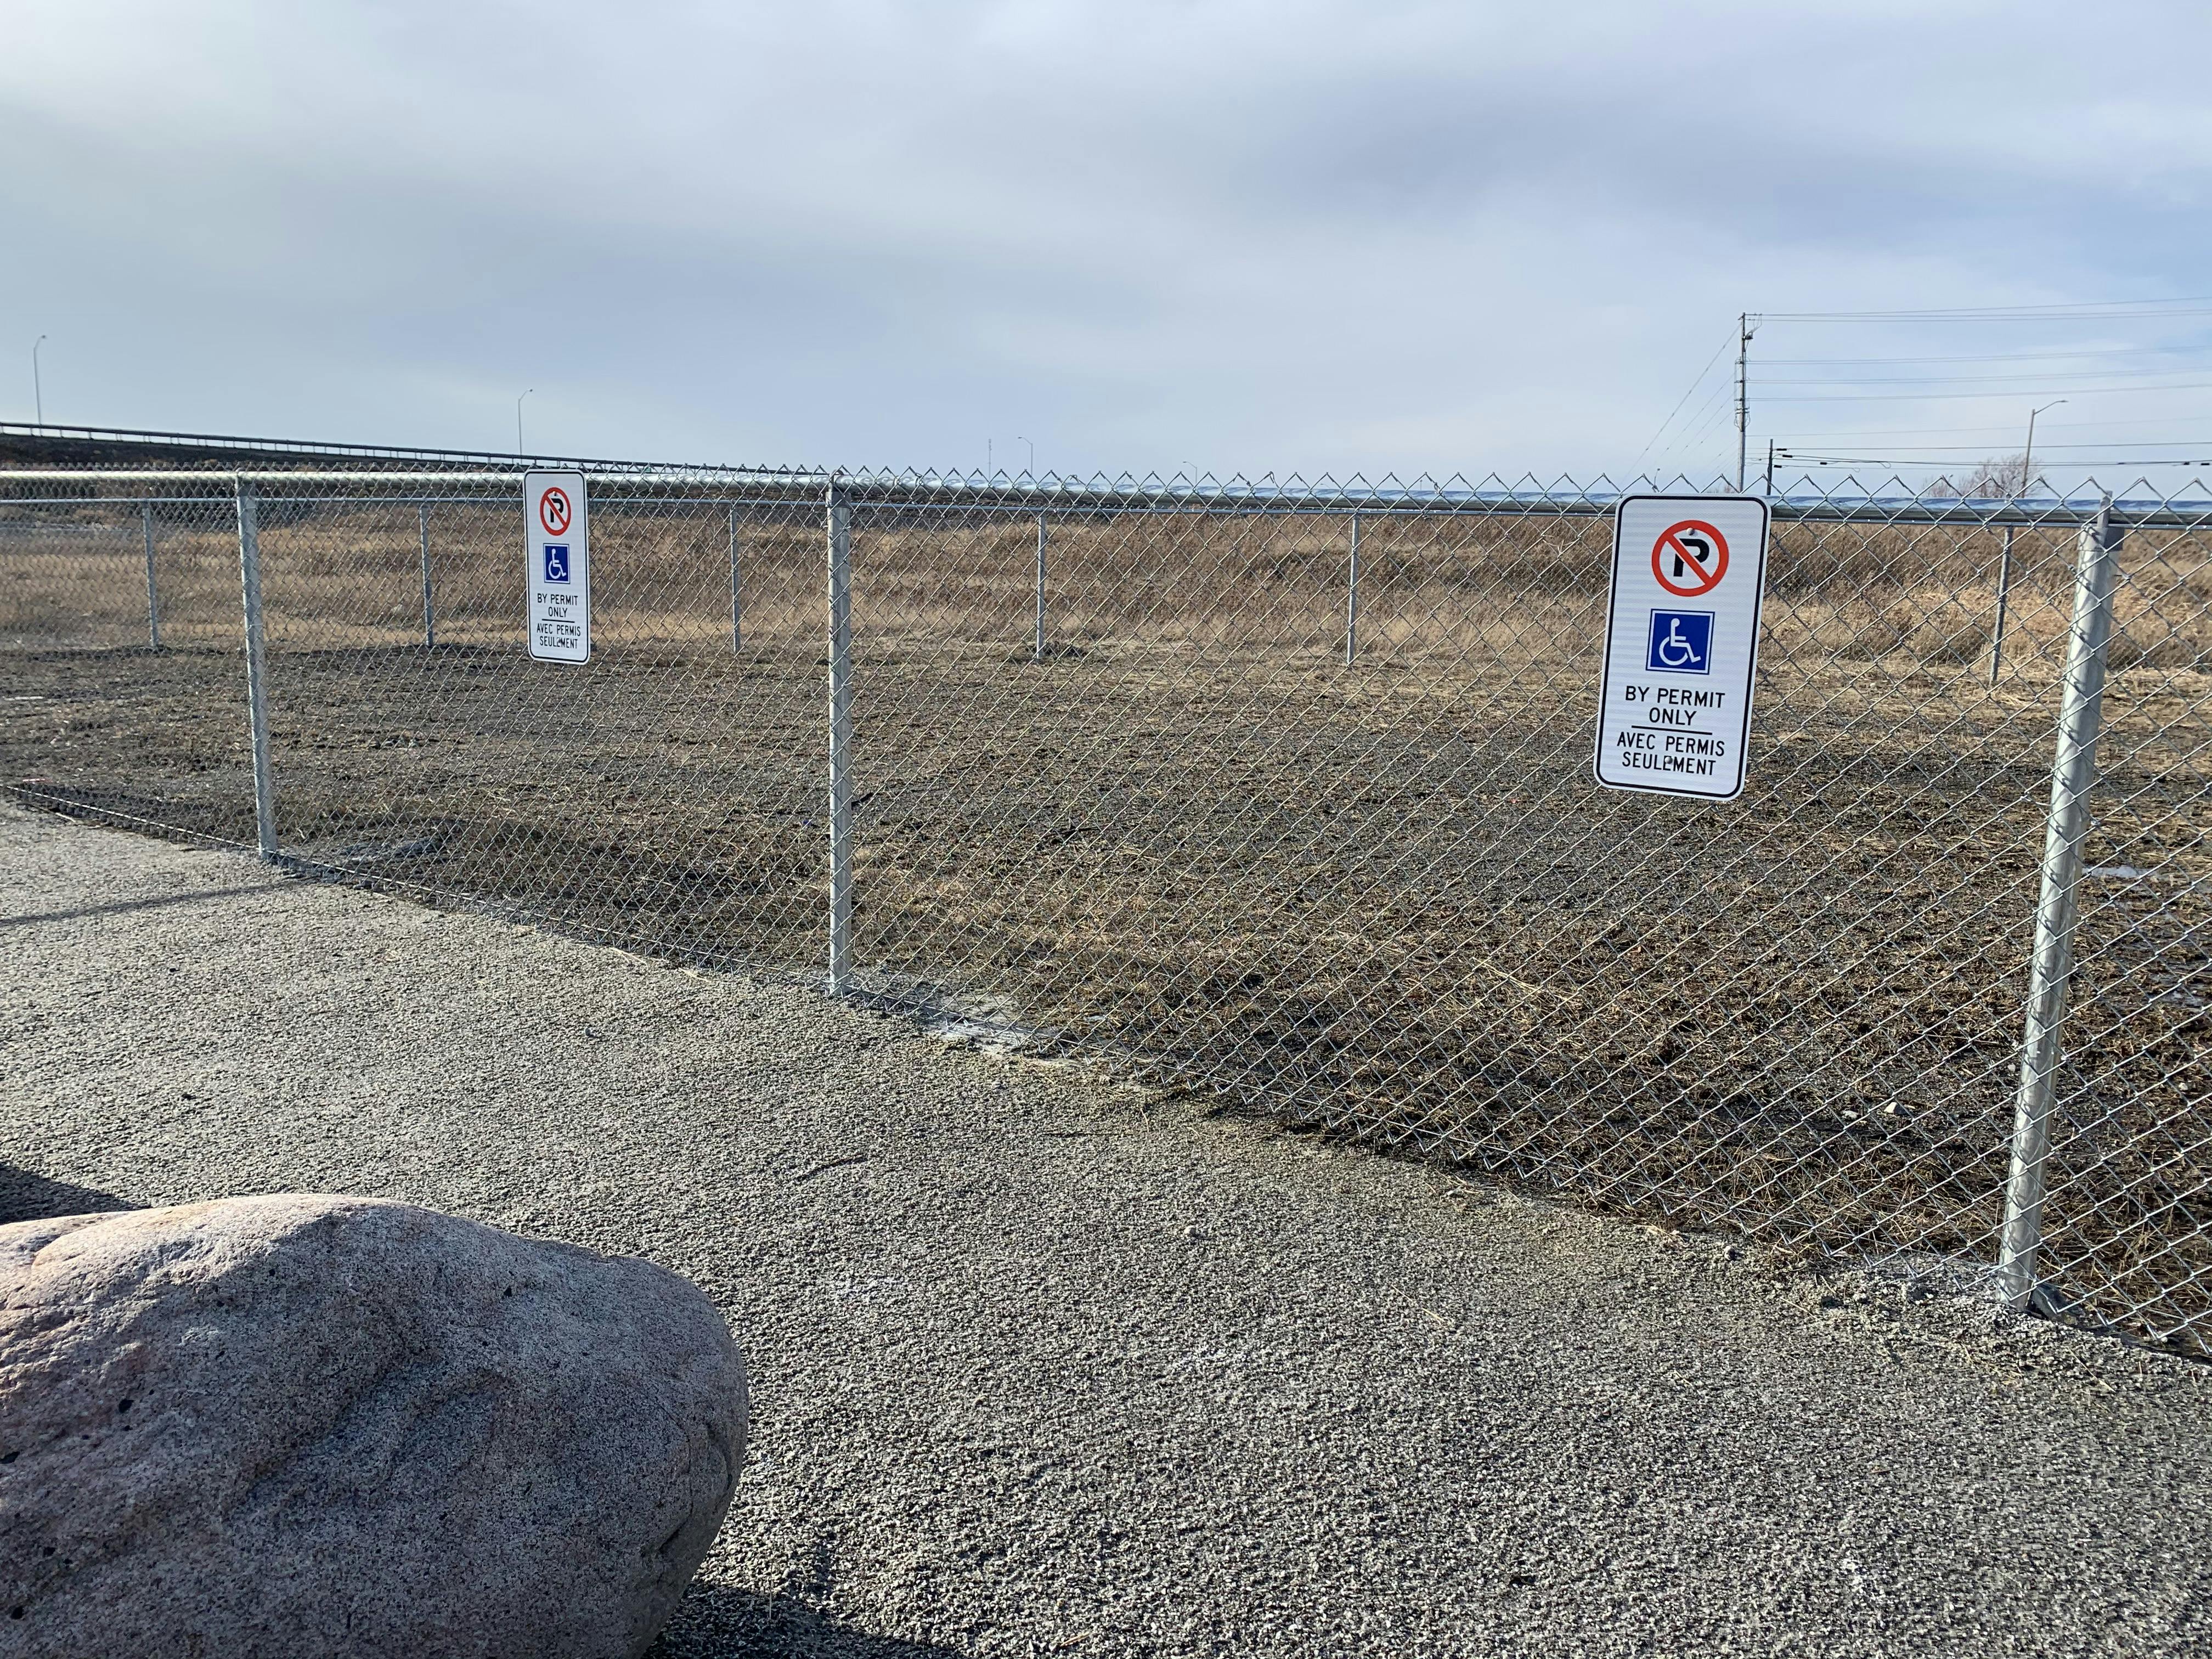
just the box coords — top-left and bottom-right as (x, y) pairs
(142, 500), (161, 650)
(827, 481), (854, 993)
(234, 477), (278, 861)
(1989, 524), (2014, 685)
(1996, 498), (2121, 1310)
(729, 502), (743, 653)
(1345, 510), (1361, 665)
(417, 503), (436, 650)
(1034, 512), (1047, 663)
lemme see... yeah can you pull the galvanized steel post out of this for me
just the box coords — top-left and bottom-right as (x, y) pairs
(1989, 525), (2014, 685)
(417, 503), (436, 650)
(1997, 499), (2121, 1311)
(1345, 511), (1361, 665)
(729, 503), (743, 653)
(142, 500), (160, 650)
(234, 478), (277, 861)
(826, 481), (854, 993)
(1034, 512), (1047, 663)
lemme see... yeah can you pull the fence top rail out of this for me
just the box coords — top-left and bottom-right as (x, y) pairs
(4, 467), (2211, 527)
(0, 492), (817, 510)
(0, 420), (827, 479)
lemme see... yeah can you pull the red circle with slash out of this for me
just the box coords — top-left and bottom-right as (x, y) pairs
(1651, 519), (1729, 597)
(539, 486), (573, 538)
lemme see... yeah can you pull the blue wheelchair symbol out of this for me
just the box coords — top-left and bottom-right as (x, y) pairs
(542, 543), (571, 583)
(1646, 610), (1713, 674)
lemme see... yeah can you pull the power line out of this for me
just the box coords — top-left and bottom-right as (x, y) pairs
(1755, 297), (2212, 322)
(1761, 344), (2212, 367)
(1776, 438), (2212, 454)
(1762, 382), (2212, 403)
(1767, 415), (2212, 437)
(1776, 448), (2212, 466)
(1759, 366), (2212, 388)
(1634, 330), (1736, 466)
(1708, 300), (2212, 482)
(1662, 383), (1737, 468)
(1647, 384), (1735, 475)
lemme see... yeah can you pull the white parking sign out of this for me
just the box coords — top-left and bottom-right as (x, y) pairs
(1593, 494), (1770, 799)
(524, 470), (590, 663)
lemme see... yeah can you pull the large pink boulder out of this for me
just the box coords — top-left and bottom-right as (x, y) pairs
(0, 1194), (746, 1658)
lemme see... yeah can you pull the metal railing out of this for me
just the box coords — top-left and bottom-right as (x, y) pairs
(4, 462), (2206, 1355)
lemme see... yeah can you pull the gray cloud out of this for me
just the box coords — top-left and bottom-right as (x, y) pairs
(4, 0), (2210, 481)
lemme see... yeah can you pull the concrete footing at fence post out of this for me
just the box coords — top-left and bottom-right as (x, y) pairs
(234, 476), (277, 862)
(1996, 498), (2121, 1311)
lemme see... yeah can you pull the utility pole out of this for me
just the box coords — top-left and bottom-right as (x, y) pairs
(1763, 438), (1775, 496)
(32, 335), (47, 424)
(1734, 313), (1756, 492)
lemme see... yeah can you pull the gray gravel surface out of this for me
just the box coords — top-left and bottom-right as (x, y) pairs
(4, 802), (2208, 1658)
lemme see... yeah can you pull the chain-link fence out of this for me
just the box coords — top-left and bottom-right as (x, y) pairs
(4, 463), (2206, 1355)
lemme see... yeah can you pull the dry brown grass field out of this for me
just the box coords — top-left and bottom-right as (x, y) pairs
(4, 488), (2207, 1350)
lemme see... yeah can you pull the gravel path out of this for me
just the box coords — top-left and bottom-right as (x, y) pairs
(4, 802), (2208, 1658)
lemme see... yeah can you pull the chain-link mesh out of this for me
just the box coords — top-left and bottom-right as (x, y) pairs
(3, 486), (254, 843)
(244, 477), (828, 967)
(2, 464), (2204, 1354)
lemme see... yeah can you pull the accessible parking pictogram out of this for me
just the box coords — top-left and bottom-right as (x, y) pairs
(1646, 609), (1713, 674)
(1651, 519), (1729, 597)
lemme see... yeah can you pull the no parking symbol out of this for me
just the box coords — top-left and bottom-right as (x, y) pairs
(1651, 519), (1730, 597)
(539, 484), (574, 539)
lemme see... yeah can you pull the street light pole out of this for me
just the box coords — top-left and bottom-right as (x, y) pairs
(1991, 399), (2067, 687)
(1017, 435), (1035, 477)
(517, 388), (534, 455)
(32, 335), (47, 424)
(2022, 399), (2066, 496)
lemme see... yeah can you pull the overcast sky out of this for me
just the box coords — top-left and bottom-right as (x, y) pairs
(7, 1), (2212, 483)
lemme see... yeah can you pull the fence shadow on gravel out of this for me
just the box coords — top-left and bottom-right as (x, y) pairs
(651, 1588), (966, 1659)
(0, 1166), (143, 1226)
